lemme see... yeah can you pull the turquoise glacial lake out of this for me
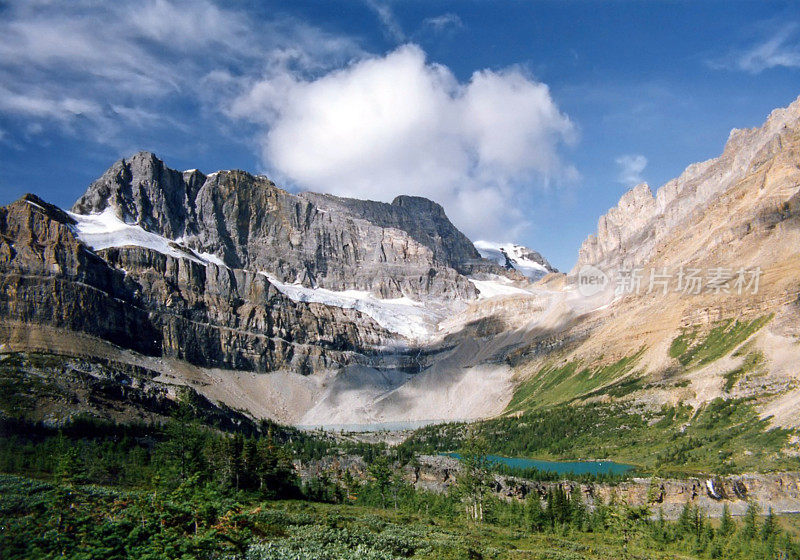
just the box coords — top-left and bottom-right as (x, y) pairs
(443, 453), (635, 476)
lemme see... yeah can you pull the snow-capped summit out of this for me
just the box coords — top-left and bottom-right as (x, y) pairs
(474, 240), (557, 280)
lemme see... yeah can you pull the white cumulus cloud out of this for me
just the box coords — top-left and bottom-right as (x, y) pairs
(615, 154), (647, 186)
(229, 44), (578, 240)
(0, 1), (580, 242)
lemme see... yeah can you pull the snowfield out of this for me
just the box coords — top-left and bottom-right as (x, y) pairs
(261, 274), (440, 341)
(468, 276), (534, 299)
(68, 208), (213, 265)
(474, 240), (550, 279)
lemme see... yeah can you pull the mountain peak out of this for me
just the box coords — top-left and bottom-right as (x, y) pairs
(573, 94), (800, 275)
(474, 240), (556, 279)
(67, 152), (492, 300)
(71, 150), (198, 239)
(391, 195), (446, 216)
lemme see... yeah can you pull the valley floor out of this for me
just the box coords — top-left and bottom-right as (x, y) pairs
(2, 474), (798, 560)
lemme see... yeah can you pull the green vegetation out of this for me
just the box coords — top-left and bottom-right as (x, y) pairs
(1, 404), (799, 558)
(403, 397), (799, 475)
(724, 352), (765, 392)
(507, 349), (644, 411)
(669, 316), (772, 369)
(669, 329), (696, 360)
(485, 314), (787, 477)
(453, 430), (493, 522)
(2, 468), (799, 559)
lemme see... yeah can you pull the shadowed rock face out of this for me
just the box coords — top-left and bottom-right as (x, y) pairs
(0, 194), (401, 373)
(1, 195), (160, 356)
(72, 152), (484, 300)
(1, 154), (518, 376)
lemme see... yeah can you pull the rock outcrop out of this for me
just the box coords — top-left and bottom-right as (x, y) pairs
(295, 453), (800, 519)
(573, 95), (800, 274)
(0, 195), (400, 373)
(72, 152), (483, 300)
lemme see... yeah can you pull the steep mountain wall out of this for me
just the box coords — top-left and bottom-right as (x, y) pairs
(573, 96), (800, 274)
(72, 152), (482, 300)
(0, 195), (400, 373)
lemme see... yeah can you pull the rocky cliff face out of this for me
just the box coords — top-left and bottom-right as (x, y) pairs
(513, 94), (800, 431)
(72, 152), (481, 300)
(0, 194), (403, 373)
(573, 95), (800, 274)
(0, 195), (159, 356)
(2, 147), (545, 379)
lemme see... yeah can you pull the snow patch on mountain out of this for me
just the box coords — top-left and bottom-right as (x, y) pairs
(68, 208), (214, 266)
(474, 240), (554, 279)
(468, 276), (534, 299)
(261, 274), (441, 341)
(68, 208), (459, 341)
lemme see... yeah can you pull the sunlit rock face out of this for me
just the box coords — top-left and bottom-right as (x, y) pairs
(573, 96), (800, 275)
(72, 151), (486, 301)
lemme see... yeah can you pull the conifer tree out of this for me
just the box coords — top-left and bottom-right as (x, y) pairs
(719, 503), (734, 537)
(569, 485), (586, 529)
(455, 429), (492, 523)
(761, 507), (777, 542)
(525, 493), (546, 532)
(742, 501), (760, 540)
(369, 454), (393, 508)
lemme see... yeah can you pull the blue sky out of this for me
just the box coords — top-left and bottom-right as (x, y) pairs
(1, 1), (799, 271)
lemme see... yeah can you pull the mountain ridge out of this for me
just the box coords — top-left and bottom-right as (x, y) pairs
(573, 94), (800, 275)
(2, 95), (800, 431)
(71, 151), (494, 300)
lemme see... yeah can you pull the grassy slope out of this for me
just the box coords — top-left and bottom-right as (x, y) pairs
(668, 316), (773, 369)
(405, 397), (797, 475)
(407, 315), (800, 474)
(506, 350), (645, 412)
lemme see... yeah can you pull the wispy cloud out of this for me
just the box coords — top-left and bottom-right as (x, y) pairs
(615, 154), (647, 186)
(0, 1), (362, 147)
(365, 0), (405, 42)
(738, 25), (800, 73)
(711, 23), (800, 74)
(422, 13), (464, 32)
